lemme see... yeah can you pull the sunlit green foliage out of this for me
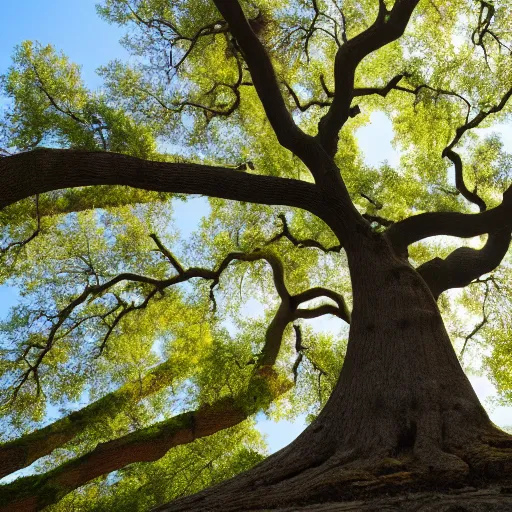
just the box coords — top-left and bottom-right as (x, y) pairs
(1, 0), (512, 509)
(2, 41), (157, 156)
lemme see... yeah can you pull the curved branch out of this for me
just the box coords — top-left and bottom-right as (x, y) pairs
(211, 1), (309, 153)
(417, 228), (511, 299)
(223, 251), (350, 366)
(259, 285), (350, 366)
(292, 325), (305, 383)
(294, 304), (343, 320)
(259, 302), (293, 367)
(212, 250), (288, 302)
(236, 252), (295, 367)
(317, 0), (420, 156)
(0, 149), (324, 216)
(386, 185), (512, 253)
(443, 148), (487, 212)
(292, 286), (351, 324)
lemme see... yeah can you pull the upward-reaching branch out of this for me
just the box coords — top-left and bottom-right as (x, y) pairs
(317, 0), (420, 156)
(212, 0), (310, 154)
(417, 228), (511, 299)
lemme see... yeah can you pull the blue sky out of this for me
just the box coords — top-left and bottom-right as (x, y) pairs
(0, 0), (510, 465)
(0, 0), (128, 89)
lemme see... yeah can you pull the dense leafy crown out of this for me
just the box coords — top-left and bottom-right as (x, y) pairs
(0, 0), (511, 510)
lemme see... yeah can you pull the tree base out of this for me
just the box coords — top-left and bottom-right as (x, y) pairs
(253, 486), (512, 511)
(154, 429), (512, 512)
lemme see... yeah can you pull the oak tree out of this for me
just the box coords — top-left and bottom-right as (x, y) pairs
(1, 0), (512, 510)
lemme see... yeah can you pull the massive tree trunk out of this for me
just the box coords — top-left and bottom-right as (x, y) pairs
(158, 229), (512, 511)
(322, 232), (494, 470)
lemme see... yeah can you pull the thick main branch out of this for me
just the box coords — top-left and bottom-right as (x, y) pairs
(386, 186), (512, 253)
(0, 149), (323, 215)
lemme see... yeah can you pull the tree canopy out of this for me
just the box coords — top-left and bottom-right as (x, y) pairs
(0, 1), (512, 511)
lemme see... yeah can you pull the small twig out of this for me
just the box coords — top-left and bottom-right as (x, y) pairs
(266, 213), (342, 253)
(1, 195), (41, 255)
(360, 192), (383, 210)
(460, 281), (491, 360)
(150, 233), (185, 274)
